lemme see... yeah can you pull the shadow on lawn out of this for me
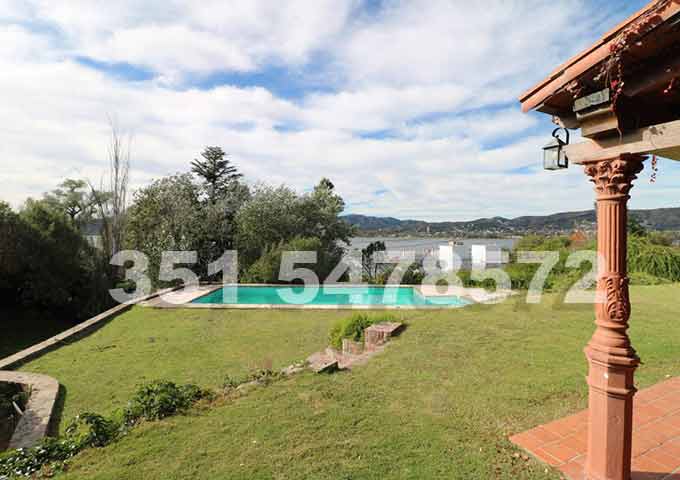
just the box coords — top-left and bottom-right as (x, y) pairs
(48, 384), (68, 435)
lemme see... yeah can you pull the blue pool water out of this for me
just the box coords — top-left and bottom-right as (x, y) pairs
(192, 285), (470, 307)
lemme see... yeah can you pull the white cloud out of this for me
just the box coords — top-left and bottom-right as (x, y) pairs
(17, 0), (356, 81)
(2, 0), (678, 222)
(398, 107), (538, 142)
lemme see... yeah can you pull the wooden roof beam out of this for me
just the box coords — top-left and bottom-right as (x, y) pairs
(564, 118), (680, 163)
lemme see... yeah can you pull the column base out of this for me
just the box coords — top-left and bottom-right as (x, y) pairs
(584, 347), (639, 480)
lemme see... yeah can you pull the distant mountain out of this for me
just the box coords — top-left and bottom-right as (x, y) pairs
(343, 207), (680, 236)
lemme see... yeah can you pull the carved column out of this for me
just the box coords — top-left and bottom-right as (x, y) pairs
(583, 154), (645, 480)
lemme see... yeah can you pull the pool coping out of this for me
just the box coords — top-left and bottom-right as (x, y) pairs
(141, 283), (513, 309)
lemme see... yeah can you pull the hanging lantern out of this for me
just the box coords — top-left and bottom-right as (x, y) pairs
(543, 127), (570, 170)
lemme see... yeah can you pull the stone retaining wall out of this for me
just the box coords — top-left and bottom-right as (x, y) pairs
(0, 371), (59, 449)
(0, 287), (176, 371)
(0, 287), (177, 449)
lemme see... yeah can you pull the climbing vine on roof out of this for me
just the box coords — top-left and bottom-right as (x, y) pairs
(595, 0), (678, 110)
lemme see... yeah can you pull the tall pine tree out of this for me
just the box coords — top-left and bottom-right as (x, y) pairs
(191, 146), (242, 202)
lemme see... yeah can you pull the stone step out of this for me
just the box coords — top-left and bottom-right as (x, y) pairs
(364, 322), (403, 349)
(306, 350), (339, 373)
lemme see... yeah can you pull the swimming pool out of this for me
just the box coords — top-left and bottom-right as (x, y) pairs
(192, 285), (471, 307)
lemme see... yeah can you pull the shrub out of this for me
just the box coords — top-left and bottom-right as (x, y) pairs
(0, 437), (80, 478)
(628, 271), (671, 286)
(222, 368), (283, 392)
(0, 380), (211, 478)
(123, 381), (208, 425)
(629, 236), (680, 281)
(242, 237), (326, 284)
(328, 313), (396, 349)
(221, 374), (243, 390)
(65, 412), (120, 448)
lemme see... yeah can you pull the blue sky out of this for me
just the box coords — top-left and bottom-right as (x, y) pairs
(1, 0), (678, 221)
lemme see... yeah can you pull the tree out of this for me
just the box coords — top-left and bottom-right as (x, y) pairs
(318, 177), (335, 190)
(44, 179), (93, 225)
(362, 241), (386, 282)
(0, 199), (112, 318)
(235, 184), (302, 266)
(242, 237), (323, 284)
(88, 120), (131, 263)
(628, 217), (647, 237)
(125, 174), (201, 286)
(298, 178), (354, 248)
(191, 147), (242, 203)
(234, 179), (355, 280)
(194, 181), (250, 279)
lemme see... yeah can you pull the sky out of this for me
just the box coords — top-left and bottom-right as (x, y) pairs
(1, 0), (679, 221)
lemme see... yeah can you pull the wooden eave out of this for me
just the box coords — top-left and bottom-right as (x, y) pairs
(519, 1), (680, 115)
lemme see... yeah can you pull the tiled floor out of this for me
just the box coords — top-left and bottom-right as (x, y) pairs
(510, 376), (680, 480)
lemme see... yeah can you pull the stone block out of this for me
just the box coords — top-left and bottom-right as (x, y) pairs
(342, 338), (364, 355)
(364, 322), (403, 349)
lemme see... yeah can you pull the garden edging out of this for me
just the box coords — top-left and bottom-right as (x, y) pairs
(0, 371), (59, 450)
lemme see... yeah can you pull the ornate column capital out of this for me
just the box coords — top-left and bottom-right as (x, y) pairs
(583, 154), (646, 200)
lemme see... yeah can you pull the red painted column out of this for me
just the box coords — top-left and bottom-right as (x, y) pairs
(583, 154), (645, 480)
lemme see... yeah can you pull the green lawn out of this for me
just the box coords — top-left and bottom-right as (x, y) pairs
(16, 285), (680, 479)
(21, 307), (346, 424)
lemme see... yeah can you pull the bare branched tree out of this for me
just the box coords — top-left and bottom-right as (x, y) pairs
(88, 118), (131, 276)
(107, 118), (130, 255)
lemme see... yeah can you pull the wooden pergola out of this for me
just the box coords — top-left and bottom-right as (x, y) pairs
(520, 2), (680, 480)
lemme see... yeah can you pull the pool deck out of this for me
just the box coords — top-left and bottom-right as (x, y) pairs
(141, 283), (515, 309)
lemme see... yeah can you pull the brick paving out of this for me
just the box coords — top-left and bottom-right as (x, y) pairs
(511, 376), (680, 480)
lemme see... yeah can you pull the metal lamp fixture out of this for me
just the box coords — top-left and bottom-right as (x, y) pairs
(543, 127), (570, 170)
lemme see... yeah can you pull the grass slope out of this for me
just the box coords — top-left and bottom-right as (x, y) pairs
(17, 285), (680, 479)
(21, 307), (346, 424)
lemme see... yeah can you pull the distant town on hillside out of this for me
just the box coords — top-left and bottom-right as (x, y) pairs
(343, 206), (680, 237)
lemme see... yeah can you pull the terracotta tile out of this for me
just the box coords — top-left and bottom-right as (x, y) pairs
(650, 395), (680, 416)
(639, 420), (680, 443)
(661, 438), (680, 458)
(533, 447), (563, 467)
(542, 419), (571, 437)
(636, 393), (654, 406)
(561, 431), (588, 454)
(637, 387), (665, 404)
(639, 425), (675, 447)
(664, 377), (680, 389)
(645, 383), (672, 398)
(509, 378), (680, 475)
(572, 410), (589, 423)
(667, 413), (680, 429)
(654, 419), (680, 440)
(559, 460), (586, 480)
(530, 426), (563, 444)
(644, 447), (680, 471)
(562, 414), (589, 432)
(539, 441), (581, 464)
(636, 411), (656, 428)
(510, 431), (543, 452)
(633, 431), (664, 457)
(632, 453), (666, 472)
(637, 405), (667, 423)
